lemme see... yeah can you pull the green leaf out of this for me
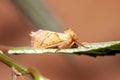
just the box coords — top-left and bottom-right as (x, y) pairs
(8, 41), (120, 56)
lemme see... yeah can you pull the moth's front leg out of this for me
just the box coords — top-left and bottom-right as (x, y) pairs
(75, 40), (89, 48)
(53, 40), (73, 53)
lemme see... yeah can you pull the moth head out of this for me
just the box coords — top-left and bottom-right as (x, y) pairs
(64, 29), (78, 40)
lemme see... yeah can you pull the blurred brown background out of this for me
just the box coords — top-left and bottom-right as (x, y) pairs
(0, 0), (120, 80)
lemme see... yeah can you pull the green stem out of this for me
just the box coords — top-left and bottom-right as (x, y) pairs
(0, 51), (48, 80)
(0, 51), (27, 75)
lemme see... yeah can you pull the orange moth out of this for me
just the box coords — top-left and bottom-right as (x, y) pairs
(30, 29), (83, 49)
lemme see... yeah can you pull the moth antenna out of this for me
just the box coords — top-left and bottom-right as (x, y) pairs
(55, 48), (61, 53)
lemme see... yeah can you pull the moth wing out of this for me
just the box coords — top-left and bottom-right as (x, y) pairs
(30, 30), (50, 49)
(42, 32), (63, 48)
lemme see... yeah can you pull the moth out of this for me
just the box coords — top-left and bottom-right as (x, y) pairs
(30, 29), (84, 50)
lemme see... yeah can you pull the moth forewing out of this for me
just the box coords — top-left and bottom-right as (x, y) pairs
(41, 32), (63, 48)
(30, 30), (50, 48)
(30, 29), (82, 49)
(30, 30), (63, 49)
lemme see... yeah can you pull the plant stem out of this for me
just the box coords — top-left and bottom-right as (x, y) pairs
(0, 51), (48, 80)
(0, 51), (27, 74)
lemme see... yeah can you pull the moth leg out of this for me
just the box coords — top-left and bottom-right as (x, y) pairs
(68, 42), (75, 48)
(46, 41), (68, 53)
(55, 41), (74, 53)
(55, 48), (61, 53)
(75, 40), (89, 48)
(44, 40), (62, 48)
